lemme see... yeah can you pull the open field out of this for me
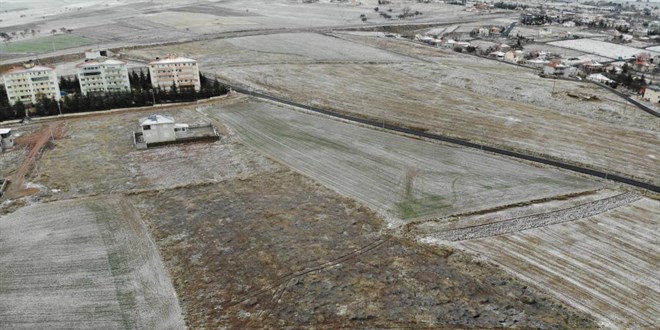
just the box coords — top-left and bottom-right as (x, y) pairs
(1, 0), (501, 62)
(454, 197), (660, 329)
(204, 44), (658, 184)
(132, 168), (596, 329)
(0, 34), (92, 53)
(207, 99), (599, 223)
(1, 96), (607, 328)
(0, 195), (184, 328)
(25, 100), (275, 200)
(127, 32), (414, 67)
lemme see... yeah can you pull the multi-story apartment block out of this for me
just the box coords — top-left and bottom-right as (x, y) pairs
(77, 57), (131, 95)
(2, 62), (61, 106)
(148, 55), (201, 92)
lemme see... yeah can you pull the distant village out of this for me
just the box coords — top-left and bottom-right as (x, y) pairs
(0, 51), (227, 120)
(409, 0), (660, 106)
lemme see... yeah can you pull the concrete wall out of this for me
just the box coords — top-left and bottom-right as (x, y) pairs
(142, 123), (175, 144)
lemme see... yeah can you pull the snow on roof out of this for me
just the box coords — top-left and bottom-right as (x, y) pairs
(0, 128), (11, 135)
(139, 115), (175, 126)
(76, 58), (126, 67)
(587, 74), (614, 83)
(149, 55), (197, 64)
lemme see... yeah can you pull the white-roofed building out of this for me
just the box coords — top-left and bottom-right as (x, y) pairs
(148, 55), (201, 92)
(2, 62), (61, 105)
(1, 128), (15, 151)
(76, 57), (131, 95)
(138, 114), (176, 145)
(133, 114), (219, 149)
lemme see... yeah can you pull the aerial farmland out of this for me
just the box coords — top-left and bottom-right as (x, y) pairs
(1, 0), (658, 329)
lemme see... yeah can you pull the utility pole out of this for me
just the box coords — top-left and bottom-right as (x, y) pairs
(56, 100), (62, 115)
(552, 80), (556, 95)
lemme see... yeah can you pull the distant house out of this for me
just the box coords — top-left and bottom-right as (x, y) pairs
(503, 50), (523, 63)
(133, 114), (219, 149)
(587, 73), (614, 85)
(0, 128), (15, 152)
(544, 62), (566, 76)
(643, 86), (660, 104)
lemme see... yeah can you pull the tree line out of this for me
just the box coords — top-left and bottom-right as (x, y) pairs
(0, 72), (229, 122)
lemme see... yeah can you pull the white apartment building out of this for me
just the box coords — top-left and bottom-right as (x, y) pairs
(2, 62), (61, 105)
(77, 57), (131, 95)
(148, 55), (201, 92)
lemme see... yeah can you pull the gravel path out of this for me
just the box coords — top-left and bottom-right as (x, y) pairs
(425, 192), (641, 241)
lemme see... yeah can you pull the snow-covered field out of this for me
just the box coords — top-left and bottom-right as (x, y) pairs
(210, 58), (660, 184)
(548, 38), (660, 60)
(0, 195), (185, 328)
(457, 197), (660, 329)
(207, 100), (599, 224)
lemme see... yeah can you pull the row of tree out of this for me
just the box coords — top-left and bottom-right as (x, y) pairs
(0, 74), (229, 122)
(604, 65), (648, 91)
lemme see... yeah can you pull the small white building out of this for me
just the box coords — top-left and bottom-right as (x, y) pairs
(587, 73), (614, 84)
(2, 62), (61, 105)
(148, 55), (201, 92)
(138, 114), (176, 145)
(77, 57), (131, 95)
(643, 86), (660, 104)
(133, 114), (218, 149)
(0, 128), (15, 152)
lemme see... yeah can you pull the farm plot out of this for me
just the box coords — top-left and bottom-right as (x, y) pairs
(273, 33), (655, 131)
(212, 62), (660, 185)
(128, 32), (413, 69)
(0, 195), (184, 329)
(132, 168), (596, 329)
(143, 11), (258, 31)
(206, 100), (598, 223)
(27, 100), (274, 201)
(0, 34), (93, 53)
(548, 39), (660, 60)
(455, 197), (660, 329)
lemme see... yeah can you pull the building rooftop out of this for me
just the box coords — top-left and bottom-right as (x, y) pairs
(3, 64), (55, 74)
(139, 115), (175, 126)
(76, 57), (126, 68)
(149, 55), (196, 65)
(0, 128), (12, 135)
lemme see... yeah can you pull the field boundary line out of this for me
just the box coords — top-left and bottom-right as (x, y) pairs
(422, 192), (640, 242)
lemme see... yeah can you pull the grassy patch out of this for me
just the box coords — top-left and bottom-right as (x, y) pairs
(0, 34), (93, 53)
(397, 194), (448, 219)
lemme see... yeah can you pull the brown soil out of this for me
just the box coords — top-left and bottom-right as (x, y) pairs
(132, 168), (596, 329)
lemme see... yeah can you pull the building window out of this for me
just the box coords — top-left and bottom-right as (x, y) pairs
(143, 125), (151, 130)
